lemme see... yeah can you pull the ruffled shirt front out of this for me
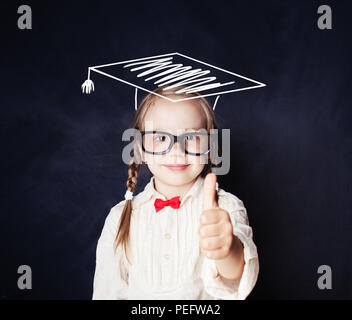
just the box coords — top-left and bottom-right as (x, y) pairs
(92, 175), (259, 300)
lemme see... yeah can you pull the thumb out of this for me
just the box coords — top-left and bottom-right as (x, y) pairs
(203, 173), (218, 211)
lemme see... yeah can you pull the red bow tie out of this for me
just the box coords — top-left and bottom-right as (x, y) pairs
(154, 196), (180, 213)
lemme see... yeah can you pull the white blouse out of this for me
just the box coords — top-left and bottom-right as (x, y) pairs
(92, 174), (259, 300)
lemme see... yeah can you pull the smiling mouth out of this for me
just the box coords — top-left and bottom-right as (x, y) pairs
(163, 164), (190, 171)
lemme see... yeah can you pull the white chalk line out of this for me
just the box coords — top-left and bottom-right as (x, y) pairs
(122, 57), (235, 94)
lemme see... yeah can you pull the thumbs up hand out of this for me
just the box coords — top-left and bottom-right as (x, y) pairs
(199, 173), (234, 260)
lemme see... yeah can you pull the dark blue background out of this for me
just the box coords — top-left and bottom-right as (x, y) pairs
(1, 0), (351, 299)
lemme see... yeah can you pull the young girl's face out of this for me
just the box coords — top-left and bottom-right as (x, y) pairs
(139, 97), (208, 187)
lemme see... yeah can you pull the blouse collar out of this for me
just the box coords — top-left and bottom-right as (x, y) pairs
(133, 174), (204, 209)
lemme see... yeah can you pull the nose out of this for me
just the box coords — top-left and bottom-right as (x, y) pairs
(167, 140), (186, 159)
(169, 140), (183, 153)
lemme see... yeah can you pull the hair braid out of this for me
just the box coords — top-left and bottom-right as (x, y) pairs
(114, 158), (140, 265)
(126, 160), (139, 193)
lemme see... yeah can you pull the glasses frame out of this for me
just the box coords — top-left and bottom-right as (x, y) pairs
(139, 130), (211, 156)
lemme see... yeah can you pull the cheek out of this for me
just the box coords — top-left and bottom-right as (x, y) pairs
(145, 156), (162, 177)
(186, 155), (206, 171)
(144, 153), (166, 165)
(190, 163), (205, 177)
(187, 154), (209, 165)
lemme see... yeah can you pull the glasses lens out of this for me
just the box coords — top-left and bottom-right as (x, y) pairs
(183, 132), (209, 155)
(143, 132), (172, 153)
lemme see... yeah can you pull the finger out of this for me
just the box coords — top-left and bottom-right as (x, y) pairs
(199, 223), (221, 238)
(203, 173), (218, 210)
(199, 220), (231, 237)
(203, 246), (230, 260)
(200, 209), (224, 225)
(200, 236), (224, 251)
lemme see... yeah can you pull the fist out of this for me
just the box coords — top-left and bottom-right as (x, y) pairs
(199, 173), (234, 260)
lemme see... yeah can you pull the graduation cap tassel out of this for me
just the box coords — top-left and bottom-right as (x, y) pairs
(81, 68), (94, 94)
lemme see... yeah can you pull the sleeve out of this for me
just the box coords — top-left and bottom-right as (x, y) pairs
(92, 204), (130, 300)
(201, 190), (259, 300)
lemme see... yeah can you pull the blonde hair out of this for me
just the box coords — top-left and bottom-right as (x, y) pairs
(114, 85), (219, 264)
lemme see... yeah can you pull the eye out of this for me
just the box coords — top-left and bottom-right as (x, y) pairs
(185, 135), (196, 141)
(155, 135), (167, 142)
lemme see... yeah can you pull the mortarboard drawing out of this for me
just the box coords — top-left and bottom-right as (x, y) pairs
(81, 52), (266, 110)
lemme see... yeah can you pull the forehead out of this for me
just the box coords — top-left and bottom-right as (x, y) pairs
(143, 98), (206, 132)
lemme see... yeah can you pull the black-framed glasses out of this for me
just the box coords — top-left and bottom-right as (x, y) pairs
(139, 130), (210, 156)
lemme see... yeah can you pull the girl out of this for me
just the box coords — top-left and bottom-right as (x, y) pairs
(92, 85), (259, 300)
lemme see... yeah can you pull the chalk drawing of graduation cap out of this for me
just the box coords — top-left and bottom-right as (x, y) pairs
(81, 52), (266, 110)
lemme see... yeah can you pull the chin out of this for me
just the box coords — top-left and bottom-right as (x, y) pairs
(166, 174), (194, 185)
